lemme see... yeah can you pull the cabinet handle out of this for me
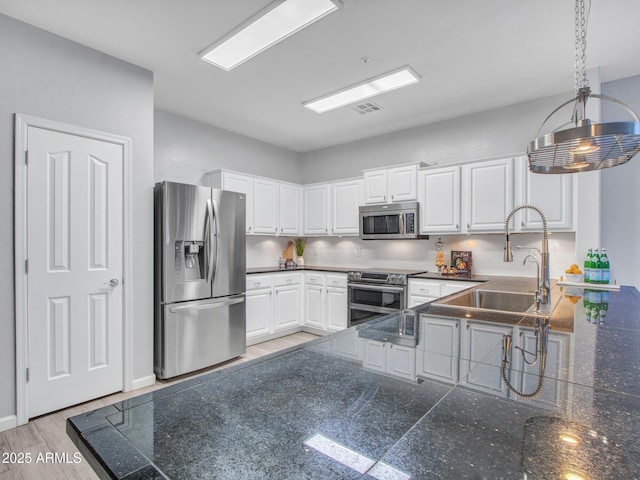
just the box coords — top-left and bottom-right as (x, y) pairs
(456, 224), (459, 229)
(248, 226), (252, 232)
(325, 228), (328, 233)
(521, 221), (525, 227)
(280, 227), (283, 232)
(254, 282), (261, 286)
(467, 223), (470, 228)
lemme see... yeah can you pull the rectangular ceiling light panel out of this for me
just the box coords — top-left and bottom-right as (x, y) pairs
(200, 0), (342, 71)
(303, 67), (421, 113)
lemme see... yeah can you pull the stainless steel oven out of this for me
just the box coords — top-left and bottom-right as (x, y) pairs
(347, 269), (426, 327)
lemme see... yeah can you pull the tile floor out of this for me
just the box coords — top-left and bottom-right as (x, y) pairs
(0, 332), (318, 480)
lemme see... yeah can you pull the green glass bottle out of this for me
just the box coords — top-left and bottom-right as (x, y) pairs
(589, 248), (601, 284)
(583, 248), (593, 283)
(600, 248), (610, 284)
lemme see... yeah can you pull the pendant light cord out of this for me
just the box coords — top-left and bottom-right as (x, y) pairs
(574, 0), (591, 94)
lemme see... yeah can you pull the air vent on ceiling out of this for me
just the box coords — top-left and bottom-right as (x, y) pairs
(351, 102), (382, 115)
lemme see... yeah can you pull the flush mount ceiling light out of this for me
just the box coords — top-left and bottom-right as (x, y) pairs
(303, 66), (421, 113)
(528, 0), (640, 174)
(199, 0), (341, 71)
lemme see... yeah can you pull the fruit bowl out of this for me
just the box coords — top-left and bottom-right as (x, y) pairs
(564, 273), (584, 283)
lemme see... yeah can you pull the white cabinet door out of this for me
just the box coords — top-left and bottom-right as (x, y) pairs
(207, 171), (254, 234)
(332, 179), (361, 235)
(363, 170), (388, 204)
(515, 329), (570, 410)
(418, 166), (461, 233)
(246, 288), (273, 340)
(519, 163), (573, 231)
(304, 184), (330, 235)
(387, 344), (417, 382)
(273, 284), (302, 332)
(304, 284), (324, 329)
(461, 321), (512, 397)
(279, 183), (301, 235)
(253, 178), (279, 234)
(388, 165), (418, 202)
(326, 286), (348, 332)
(463, 158), (514, 232)
(417, 316), (459, 383)
(362, 340), (387, 372)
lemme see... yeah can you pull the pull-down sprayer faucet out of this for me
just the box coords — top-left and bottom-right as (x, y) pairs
(503, 204), (550, 304)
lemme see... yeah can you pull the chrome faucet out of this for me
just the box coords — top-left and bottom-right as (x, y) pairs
(504, 205), (550, 304)
(521, 249), (541, 310)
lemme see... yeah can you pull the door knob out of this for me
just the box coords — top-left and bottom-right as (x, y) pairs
(107, 278), (119, 287)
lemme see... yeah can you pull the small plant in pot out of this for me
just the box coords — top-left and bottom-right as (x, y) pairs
(294, 238), (306, 266)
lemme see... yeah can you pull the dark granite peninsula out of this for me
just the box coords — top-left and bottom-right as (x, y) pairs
(67, 282), (640, 479)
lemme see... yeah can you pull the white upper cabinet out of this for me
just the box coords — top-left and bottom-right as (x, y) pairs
(252, 178), (279, 234)
(517, 157), (574, 231)
(362, 169), (388, 204)
(331, 179), (361, 235)
(388, 165), (419, 202)
(205, 171), (254, 233)
(418, 166), (461, 233)
(304, 184), (331, 235)
(363, 164), (419, 204)
(278, 183), (302, 236)
(462, 157), (514, 232)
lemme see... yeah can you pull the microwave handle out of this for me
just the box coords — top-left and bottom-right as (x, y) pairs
(400, 212), (405, 235)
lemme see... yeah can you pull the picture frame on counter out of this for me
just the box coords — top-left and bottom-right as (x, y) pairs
(451, 251), (472, 274)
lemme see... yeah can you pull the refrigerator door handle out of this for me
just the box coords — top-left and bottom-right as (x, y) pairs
(211, 198), (220, 284)
(206, 199), (215, 284)
(169, 294), (245, 313)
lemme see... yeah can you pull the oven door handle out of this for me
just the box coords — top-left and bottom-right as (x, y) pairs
(348, 283), (406, 293)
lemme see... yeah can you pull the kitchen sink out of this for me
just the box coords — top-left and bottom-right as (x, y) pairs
(433, 289), (542, 316)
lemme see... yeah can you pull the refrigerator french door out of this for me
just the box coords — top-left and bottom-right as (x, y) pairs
(154, 181), (246, 379)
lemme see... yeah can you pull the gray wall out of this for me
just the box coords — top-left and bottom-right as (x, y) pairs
(155, 110), (301, 185)
(0, 14), (155, 418)
(299, 93), (569, 182)
(601, 75), (640, 288)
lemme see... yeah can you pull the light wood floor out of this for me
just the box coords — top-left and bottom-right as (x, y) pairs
(0, 332), (318, 480)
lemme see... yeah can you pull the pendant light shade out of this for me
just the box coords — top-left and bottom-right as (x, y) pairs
(527, 1), (640, 174)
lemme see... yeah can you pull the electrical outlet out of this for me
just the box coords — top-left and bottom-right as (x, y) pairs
(355, 247), (362, 257)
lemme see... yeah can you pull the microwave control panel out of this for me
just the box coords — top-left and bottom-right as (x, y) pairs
(405, 213), (415, 233)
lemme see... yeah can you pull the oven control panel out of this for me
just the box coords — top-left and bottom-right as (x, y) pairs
(347, 271), (408, 285)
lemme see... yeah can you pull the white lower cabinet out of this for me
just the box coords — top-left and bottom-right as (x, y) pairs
(247, 271), (348, 345)
(512, 328), (571, 410)
(273, 273), (303, 333)
(362, 340), (416, 382)
(417, 316), (460, 383)
(408, 278), (480, 308)
(460, 321), (513, 397)
(303, 273), (348, 332)
(246, 275), (274, 343)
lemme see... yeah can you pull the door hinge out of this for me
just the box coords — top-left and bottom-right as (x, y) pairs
(25, 259), (29, 274)
(26, 368), (29, 382)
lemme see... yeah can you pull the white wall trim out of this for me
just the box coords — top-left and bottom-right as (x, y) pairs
(14, 114), (134, 425)
(131, 374), (156, 391)
(0, 415), (17, 433)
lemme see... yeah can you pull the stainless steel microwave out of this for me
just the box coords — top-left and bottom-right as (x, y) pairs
(359, 202), (428, 240)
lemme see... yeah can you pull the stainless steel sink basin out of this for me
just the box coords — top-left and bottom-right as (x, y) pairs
(433, 289), (540, 316)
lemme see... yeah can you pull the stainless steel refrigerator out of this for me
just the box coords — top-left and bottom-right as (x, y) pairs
(154, 181), (246, 379)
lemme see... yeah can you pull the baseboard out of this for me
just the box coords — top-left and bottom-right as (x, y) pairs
(131, 374), (156, 391)
(0, 415), (18, 433)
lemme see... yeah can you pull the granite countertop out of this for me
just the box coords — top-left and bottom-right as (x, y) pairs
(67, 282), (640, 479)
(247, 265), (354, 274)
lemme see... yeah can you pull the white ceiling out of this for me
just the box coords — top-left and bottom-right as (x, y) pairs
(2, 0), (640, 153)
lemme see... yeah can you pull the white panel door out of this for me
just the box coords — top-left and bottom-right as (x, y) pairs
(303, 184), (330, 235)
(278, 183), (301, 235)
(363, 170), (388, 204)
(332, 180), (361, 235)
(27, 127), (123, 417)
(253, 178), (279, 234)
(325, 286), (348, 332)
(418, 166), (461, 233)
(388, 165), (418, 202)
(464, 158), (514, 232)
(221, 172), (254, 233)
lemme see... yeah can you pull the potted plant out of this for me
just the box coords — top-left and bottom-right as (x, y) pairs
(294, 238), (306, 266)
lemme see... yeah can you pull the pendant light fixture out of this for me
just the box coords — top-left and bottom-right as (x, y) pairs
(527, 0), (640, 174)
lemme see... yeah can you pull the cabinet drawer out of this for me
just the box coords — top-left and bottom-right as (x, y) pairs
(273, 272), (302, 286)
(246, 275), (273, 291)
(305, 273), (326, 286)
(409, 281), (441, 298)
(441, 281), (481, 296)
(326, 274), (347, 288)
